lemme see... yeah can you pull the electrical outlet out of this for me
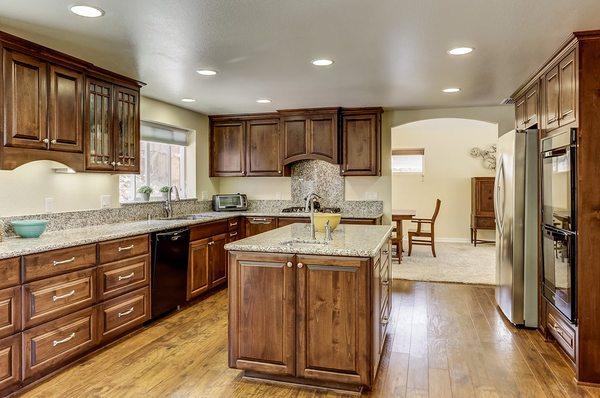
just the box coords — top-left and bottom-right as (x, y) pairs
(100, 195), (112, 209)
(365, 192), (378, 200)
(44, 197), (55, 213)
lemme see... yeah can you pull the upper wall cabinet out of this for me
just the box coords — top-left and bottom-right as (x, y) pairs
(0, 31), (144, 172)
(210, 119), (246, 176)
(246, 118), (282, 176)
(514, 82), (539, 130)
(341, 108), (382, 176)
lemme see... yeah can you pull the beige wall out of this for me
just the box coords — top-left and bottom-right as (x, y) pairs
(391, 118), (498, 241)
(0, 97), (213, 217)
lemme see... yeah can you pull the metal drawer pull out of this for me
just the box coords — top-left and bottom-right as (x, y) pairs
(250, 218), (271, 224)
(230, 222), (238, 227)
(118, 307), (135, 317)
(208, 241), (215, 246)
(52, 290), (75, 302)
(381, 317), (389, 325)
(383, 249), (389, 255)
(53, 332), (75, 347)
(382, 280), (389, 285)
(118, 272), (135, 281)
(52, 257), (76, 266)
(229, 232), (238, 237)
(118, 244), (134, 252)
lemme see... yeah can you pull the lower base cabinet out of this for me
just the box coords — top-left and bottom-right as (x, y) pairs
(99, 286), (150, 343)
(229, 251), (381, 389)
(0, 334), (20, 393)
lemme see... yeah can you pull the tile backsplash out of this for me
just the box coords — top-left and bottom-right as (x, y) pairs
(290, 160), (344, 206)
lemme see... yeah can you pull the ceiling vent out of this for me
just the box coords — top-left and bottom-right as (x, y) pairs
(501, 97), (515, 105)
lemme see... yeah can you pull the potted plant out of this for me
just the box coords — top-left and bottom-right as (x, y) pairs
(138, 186), (153, 202)
(159, 186), (171, 200)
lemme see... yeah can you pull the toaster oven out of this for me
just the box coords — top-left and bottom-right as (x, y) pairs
(212, 194), (248, 211)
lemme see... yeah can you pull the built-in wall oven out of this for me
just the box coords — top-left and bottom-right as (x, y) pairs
(540, 128), (577, 322)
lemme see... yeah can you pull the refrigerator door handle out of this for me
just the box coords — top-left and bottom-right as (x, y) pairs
(494, 155), (505, 237)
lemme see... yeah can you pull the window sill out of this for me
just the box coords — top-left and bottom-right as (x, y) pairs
(120, 198), (199, 206)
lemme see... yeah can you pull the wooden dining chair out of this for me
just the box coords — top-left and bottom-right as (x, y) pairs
(408, 199), (442, 257)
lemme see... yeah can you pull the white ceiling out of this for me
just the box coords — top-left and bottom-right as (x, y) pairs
(1, 0), (599, 115)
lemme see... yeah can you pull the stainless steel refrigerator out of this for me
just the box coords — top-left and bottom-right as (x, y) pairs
(494, 129), (538, 327)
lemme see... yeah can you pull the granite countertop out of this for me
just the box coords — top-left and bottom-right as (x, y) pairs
(224, 224), (393, 257)
(0, 211), (383, 260)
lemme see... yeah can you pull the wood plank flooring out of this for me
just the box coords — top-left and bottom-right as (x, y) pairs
(21, 281), (600, 397)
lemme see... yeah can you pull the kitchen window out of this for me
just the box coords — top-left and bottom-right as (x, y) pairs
(119, 122), (190, 203)
(392, 148), (425, 174)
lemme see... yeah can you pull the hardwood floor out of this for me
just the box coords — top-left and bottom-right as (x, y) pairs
(21, 281), (600, 397)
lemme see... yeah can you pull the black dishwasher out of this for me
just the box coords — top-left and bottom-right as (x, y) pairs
(151, 228), (190, 318)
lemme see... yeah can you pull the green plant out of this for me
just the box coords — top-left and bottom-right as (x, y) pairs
(137, 186), (153, 195)
(159, 186), (170, 193)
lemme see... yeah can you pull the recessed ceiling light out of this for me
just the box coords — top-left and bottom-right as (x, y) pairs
(442, 88), (461, 93)
(447, 47), (474, 56)
(181, 98), (196, 103)
(196, 69), (218, 76)
(256, 99), (272, 104)
(69, 5), (105, 18)
(311, 59), (334, 66)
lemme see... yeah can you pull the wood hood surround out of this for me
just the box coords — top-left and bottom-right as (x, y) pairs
(209, 107), (383, 177)
(0, 30), (144, 173)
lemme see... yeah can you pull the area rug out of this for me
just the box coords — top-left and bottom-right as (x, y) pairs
(392, 242), (496, 285)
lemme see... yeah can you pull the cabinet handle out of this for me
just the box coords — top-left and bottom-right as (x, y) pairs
(383, 249), (389, 255)
(229, 232), (238, 237)
(118, 245), (134, 252)
(118, 272), (135, 281)
(42, 138), (49, 144)
(286, 261), (293, 268)
(53, 332), (76, 347)
(297, 262), (304, 269)
(229, 222), (238, 227)
(52, 290), (76, 302)
(208, 241), (215, 246)
(53, 257), (76, 266)
(118, 307), (135, 318)
(116, 162), (122, 166)
(381, 317), (389, 325)
(51, 139), (57, 144)
(278, 170), (282, 174)
(111, 161), (116, 166)
(382, 280), (389, 286)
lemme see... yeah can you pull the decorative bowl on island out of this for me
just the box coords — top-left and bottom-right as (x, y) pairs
(313, 213), (341, 232)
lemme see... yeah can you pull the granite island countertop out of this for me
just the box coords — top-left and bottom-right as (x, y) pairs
(224, 224), (393, 257)
(0, 210), (383, 259)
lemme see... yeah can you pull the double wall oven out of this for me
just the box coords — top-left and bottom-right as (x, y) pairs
(541, 128), (577, 322)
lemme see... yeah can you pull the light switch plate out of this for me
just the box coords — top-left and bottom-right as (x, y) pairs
(100, 195), (112, 209)
(44, 197), (55, 213)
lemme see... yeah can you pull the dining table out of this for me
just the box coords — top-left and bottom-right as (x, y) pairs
(392, 209), (416, 263)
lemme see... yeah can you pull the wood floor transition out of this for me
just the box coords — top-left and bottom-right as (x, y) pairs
(21, 281), (600, 397)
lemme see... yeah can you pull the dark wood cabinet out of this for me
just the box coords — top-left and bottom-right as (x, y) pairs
(282, 116), (308, 162)
(341, 108), (382, 176)
(0, 30), (143, 172)
(470, 177), (495, 246)
(524, 84), (539, 127)
(228, 252), (296, 376)
(246, 118), (282, 176)
(281, 108), (339, 164)
(99, 286), (150, 343)
(187, 238), (210, 300)
(0, 287), (20, 339)
(0, 334), (20, 392)
(244, 217), (278, 237)
(209, 233), (228, 287)
(543, 65), (560, 131)
(48, 64), (84, 153)
(541, 48), (577, 133)
(515, 95), (526, 130)
(2, 48), (47, 150)
(210, 120), (246, 176)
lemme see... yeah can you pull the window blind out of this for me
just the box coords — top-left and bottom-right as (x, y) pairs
(141, 121), (190, 146)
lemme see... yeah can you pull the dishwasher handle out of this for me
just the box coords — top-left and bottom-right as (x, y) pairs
(154, 228), (190, 241)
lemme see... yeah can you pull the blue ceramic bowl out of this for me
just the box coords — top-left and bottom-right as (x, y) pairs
(11, 220), (48, 238)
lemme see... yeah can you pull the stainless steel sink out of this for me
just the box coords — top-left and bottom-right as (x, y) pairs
(160, 214), (214, 221)
(279, 238), (329, 246)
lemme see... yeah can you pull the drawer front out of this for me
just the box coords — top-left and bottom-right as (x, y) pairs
(277, 217), (309, 228)
(0, 334), (20, 392)
(0, 287), (21, 339)
(475, 217), (495, 229)
(23, 269), (96, 329)
(190, 221), (228, 241)
(381, 241), (391, 268)
(379, 297), (390, 352)
(23, 306), (98, 380)
(380, 263), (390, 311)
(341, 218), (376, 225)
(98, 254), (150, 301)
(0, 258), (20, 289)
(23, 244), (96, 282)
(100, 287), (150, 342)
(98, 235), (149, 264)
(228, 217), (240, 231)
(547, 306), (576, 360)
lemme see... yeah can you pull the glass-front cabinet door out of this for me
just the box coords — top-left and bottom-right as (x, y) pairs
(85, 78), (114, 171)
(114, 86), (140, 173)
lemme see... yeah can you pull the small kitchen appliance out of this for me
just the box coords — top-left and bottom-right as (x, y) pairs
(212, 194), (248, 211)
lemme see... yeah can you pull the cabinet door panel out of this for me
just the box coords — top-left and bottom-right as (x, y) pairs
(559, 50), (576, 126)
(229, 252), (295, 375)
(342, 113), (379, 176)
(296, 255), (369, 385)
(515, 96), (526, 130)
(210, 233), (228, 288)
(211, 121), (245, 176)
(544, 66), (560, 131)
(308, 115), (337, 162)
(3, 49), (47, 149)
(282, 117), (308, 162)
(114, 86), (140, 173)
(0, 287), (20, 339)
(187, 239), (210, 300)
(246, 119), (282, 176)
(85, 79), (114, 170)
(244, 217), (277, 237)
(525, 85), (538, 127)
(0, 334), (20, 392)
(48, 65), (83, 152)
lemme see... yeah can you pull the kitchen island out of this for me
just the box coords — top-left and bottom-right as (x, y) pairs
(225, 223), (393, 393)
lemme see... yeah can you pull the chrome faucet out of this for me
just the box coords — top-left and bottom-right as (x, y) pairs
(304, 192), (321, 240)
(163, 186), (180, 218)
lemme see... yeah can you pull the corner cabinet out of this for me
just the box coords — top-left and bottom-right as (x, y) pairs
(0, 30), (144, 172)
(341, 108), (382, 176)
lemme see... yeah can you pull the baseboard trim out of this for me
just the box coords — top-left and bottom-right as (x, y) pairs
(401, 237), (494, 244)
